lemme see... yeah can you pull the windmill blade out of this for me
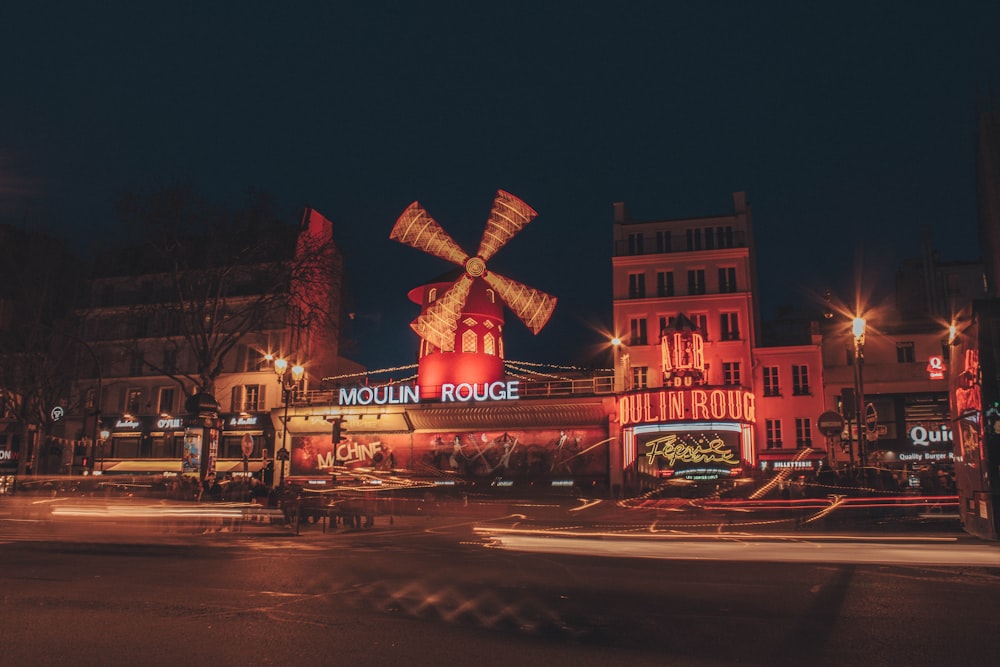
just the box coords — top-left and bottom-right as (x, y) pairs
(483, 271), (557, 335)
(410, 275), (474, 352)
(391, 202), (469, 267)
(476, 190), (538, 262)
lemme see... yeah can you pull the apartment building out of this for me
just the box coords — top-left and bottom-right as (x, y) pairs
(611, 192), (825, 489)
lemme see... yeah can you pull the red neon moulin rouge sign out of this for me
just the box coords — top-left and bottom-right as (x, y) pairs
(618, 388), (757, 427)
(660, 315), (707, 387)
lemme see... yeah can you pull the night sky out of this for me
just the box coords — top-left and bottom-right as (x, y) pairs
(2, 3), (998, 371)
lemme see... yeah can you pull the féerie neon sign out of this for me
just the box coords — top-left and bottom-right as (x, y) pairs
(644, 433), (739, 467)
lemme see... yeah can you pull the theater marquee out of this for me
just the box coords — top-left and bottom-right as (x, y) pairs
(618, 388), (756, 427)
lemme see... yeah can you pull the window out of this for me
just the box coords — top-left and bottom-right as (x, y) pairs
(705, 227), (715, 249)
(723, 362), (741, 386)
(687, 269), (706, 295)
(763, 366), (780, 396)
(718, 267), (737, 293)
(84, 387), (96, 411)
(686, 228), (702, 251)
(125, 389), (142, 415)
(717, 226), (734, 248)
(631, 366), (648, 390)
(658, 315), (674, 339)
(765, 419), (782, 449)
(629, 318), (648, 345)
(231, 384), (265, 412)
(656, 271), (674, 297)
(483, 332), (496, 356)
(795, 418), (813, 448)
(656, 230), (671, 253)
(428, 287), (437, 302)
(690, 313), (708, 339)
(246, 347), (265, 372)
(462, 329), (478, 353)
(792, 365), (810, 395)
(628, 273), (646, 298)
(157, 387), (176, 415)
(896, 342), (915, 363)
(720, 312), (740, 341)
(627, 233), (644, 255)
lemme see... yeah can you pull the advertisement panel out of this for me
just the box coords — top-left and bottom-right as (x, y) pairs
(182, 430), (201, 474)
(289, 427), (610, 482)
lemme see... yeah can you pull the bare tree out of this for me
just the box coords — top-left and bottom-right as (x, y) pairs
(96, 186), (343, 401)
(0, 224), (83, 473)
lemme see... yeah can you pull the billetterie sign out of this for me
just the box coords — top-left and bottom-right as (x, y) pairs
(619, 388), (756, 426)
(338, 381), (520, 406)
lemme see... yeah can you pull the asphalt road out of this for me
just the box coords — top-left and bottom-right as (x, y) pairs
(0, 495), (998, 667)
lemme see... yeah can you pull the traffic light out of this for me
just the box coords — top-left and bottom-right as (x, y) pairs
(332, 417), (347, 442)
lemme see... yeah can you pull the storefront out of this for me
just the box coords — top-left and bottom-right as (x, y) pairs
(280, 386), (616, 493)
(216, 412), (271, 479)
(617, 387), (756, 492)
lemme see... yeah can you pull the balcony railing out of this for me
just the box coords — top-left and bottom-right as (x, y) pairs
(294, 375), (616, 405)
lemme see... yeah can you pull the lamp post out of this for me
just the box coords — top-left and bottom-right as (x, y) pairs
(611, 337), (631, 393)
(852, 316), (867, 482)
(274, 358), (304, 488)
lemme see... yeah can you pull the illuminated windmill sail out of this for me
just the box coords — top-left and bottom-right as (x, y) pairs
(390, 190), (557, 353)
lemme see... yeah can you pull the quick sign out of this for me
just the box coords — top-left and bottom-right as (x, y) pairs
(926, 356), (946, 380)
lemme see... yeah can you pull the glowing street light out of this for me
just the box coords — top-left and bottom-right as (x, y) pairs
(274, 357), (305, 487)
(611, 336), (631, 393)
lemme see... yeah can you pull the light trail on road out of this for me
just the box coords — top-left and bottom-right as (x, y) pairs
(475, 527), (1000, 567)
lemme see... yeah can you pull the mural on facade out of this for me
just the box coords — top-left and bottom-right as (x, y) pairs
(289, 427), (610, 480)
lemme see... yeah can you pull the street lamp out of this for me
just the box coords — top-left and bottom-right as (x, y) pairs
(611, 336), (631, 393)
(274, 358), (304, 487)
(852, 316), (867, 481)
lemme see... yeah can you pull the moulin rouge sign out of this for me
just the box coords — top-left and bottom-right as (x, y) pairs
(338, 381), (521, 406)
(619, 388), (756, 427)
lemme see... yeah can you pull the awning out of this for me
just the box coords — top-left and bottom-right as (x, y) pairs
(757, 449), (828, 461)
(213, 460), (265, 473)
(102, 459), (183, 474)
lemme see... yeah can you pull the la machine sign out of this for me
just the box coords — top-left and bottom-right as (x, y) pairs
(338, 381), (520, 406)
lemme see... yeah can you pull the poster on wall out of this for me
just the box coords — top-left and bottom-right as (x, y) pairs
(289, 427), (611, 481)
(182, 431), (201, 474)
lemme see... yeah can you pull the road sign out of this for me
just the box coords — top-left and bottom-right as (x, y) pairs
(864, 403), (878, 436)
(240, 433), (254, 457)
(817, 411), (845, 437)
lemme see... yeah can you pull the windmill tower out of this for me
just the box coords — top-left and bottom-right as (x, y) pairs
(390, 190), (557, 398)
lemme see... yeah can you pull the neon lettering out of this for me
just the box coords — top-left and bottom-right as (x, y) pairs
(618, 388), (757, 426)
(644, 434), (739, 467)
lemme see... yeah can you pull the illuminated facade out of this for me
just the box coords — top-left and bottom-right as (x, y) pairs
(612, 192), (826, 488)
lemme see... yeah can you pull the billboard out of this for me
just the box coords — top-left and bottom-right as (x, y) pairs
(289, 427), (610, 482)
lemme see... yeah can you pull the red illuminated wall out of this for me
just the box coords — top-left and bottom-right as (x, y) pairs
(289, 208), (339, 379)
(410, 277), (505, 397)
(289, 427), (610, 481)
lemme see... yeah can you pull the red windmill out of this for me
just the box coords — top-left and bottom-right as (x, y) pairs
(390, 190), (557, 397)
